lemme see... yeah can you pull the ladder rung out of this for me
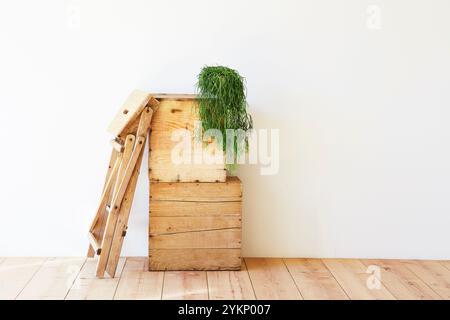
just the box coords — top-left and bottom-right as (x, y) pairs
(110, 139), (124, 152)
(88, 232), (102, 255)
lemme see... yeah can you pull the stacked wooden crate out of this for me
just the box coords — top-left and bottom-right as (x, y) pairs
(148, 94), (242, 270)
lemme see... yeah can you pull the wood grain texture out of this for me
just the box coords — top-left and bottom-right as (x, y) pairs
(107, 90), (151, 137)
(17, 258), (85, 300)
(114, 257), (164, 300)
(207, 261), (255, 300)
(149, 98), (225, 182)
(150, 229), (241, 249)
(401, 260), (450, 299)
(0, 257), (47, 300)
(66, 258), (126, 300)
(245, 258), (302, 300)
(361, 259), (441, 300)
(284, 258), (348, 300)
(149, 249), (241, 271)
(323, 259), (396, 300)
(150, 201), (242, 217)
(106, 143), (144, 277)
(162, 271), (208, 300)
(150, 216), (241, 235)
(150, 176), (242, 202)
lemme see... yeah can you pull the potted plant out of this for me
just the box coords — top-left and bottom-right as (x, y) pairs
(196, 66), (253, 172)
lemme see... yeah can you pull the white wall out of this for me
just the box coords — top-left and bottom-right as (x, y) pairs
(1, 0), (449, 259)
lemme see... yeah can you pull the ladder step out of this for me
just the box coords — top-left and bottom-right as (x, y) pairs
(88, 232), (102, 255)
(110, 139), (124, 152)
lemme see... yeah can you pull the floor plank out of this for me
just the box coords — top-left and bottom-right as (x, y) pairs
(65, 257), (126, 300)
(323, 259), (396, 300)
(401, 260), (450, 299)
(284, 258), (348, 300)
(207, 260), (255, 300)
(162, 271), (208, 300)
(0, 257), (47, 300)
(245, 258), (302, 300)
(114, 257), (164, 300)
(361, 260), (441, 300)
(440, 260), (450, 271)
(17, 257), (85, 300)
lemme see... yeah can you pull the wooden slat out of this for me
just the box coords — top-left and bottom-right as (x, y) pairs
(207, 261), (255, 300)
(65, 258), (126, 300)
(107, 90), (151, 137)
(150, 201), (242, 217)
(401, 260), (450, 299)
(114, 257), (164, 300)
(151, 93), (197, 100)
(0, 257), (47, 300)
(150, 177), (242, 202)
(284, 259), (348, 300)
(150, 216), (241, 235)
(149, 249), (241, 271)
(162, 271), (208, 300)
(323, 259), (396, 300)
(17, 258), (85, 300)
(150, 229), (241, 249)
(149, 98), (226, 183)
(245, 258), (302, 300)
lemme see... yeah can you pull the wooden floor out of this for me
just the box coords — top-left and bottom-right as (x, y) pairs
(1, 257), (449, 300)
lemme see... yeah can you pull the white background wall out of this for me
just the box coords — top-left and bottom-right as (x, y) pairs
(1, 0), (449, 259)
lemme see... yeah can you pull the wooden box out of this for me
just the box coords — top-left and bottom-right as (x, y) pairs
(149, 177), (242, 271)
(149, 94), (226, 182)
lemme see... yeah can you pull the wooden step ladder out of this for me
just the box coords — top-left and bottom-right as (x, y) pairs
(88, 90), (159, 278)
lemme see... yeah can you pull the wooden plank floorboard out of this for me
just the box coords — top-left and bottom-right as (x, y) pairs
(207, 260), (255, 300)
(401, 260), (450, 299)
(361, 259), (441, 300)
(66, 258), (126, 300)
(114, 257), (164, 300)
(323, 259), (396, 300)
(0, 257), (47, 300)
(162, 271), (208, 300)
(245, 258), (302, 300)
(17, 257), (85, 300)
(284, 258), (349, 300)
(3, 258), (449, 300)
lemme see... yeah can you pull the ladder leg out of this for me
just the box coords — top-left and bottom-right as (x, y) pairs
(96, 134), (140, 277)
(96, 108), (153, 277)
(106, 145), (145, 276)
(87, 149), (120, 257)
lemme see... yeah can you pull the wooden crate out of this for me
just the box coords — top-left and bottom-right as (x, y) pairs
(149, 177), (242, 271)
(149, 94), (226, 182)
